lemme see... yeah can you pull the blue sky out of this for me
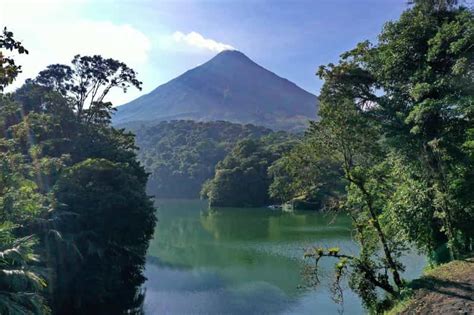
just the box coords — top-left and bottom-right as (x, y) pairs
(2, 0), (407, 104)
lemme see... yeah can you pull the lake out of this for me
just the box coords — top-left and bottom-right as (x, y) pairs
(144, 199), (425, 315)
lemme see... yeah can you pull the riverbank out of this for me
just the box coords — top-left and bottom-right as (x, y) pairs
(388, 257), (474, 315)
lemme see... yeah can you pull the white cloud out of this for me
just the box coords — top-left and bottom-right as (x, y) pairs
(171, 31), (235, 53)
(1, 0), (152, 105)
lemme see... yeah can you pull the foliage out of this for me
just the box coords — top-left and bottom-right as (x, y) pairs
(301, 99), (407, 311)
(0, 28), (28, 91)
(203, 133), (297, 207)
(268, 137), (345, 207)
(0, 223), (49, 315)
(298, 0), (473, 311)
(0, 28), (156, 314)
(123, 120), (276, 198)
(332, 0), (473, 259)
(35, 54), (142, 124)
(0, 28), (50, 315)
(50, 158), (154, 314)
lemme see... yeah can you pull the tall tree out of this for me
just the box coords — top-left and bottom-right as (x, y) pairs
(301, 0), (473, 311)
(316, 0), (473, 259)
(302, 97), (407, 311)
(2, 28), (156, 314)
(35, 55), (142, 124)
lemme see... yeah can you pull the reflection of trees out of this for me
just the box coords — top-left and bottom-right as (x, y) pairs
(200, 207), (272, 240)
(267, 212), (354, 241)
(146, 201), (355, 296)
(147, 213), (213, 267)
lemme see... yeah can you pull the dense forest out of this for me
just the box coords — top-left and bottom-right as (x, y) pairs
(202, 132), (297, 207)
(0, 30), (155, 314)
(289, 1), (473, 312)
(268, 138), (346, 210)
(124, 120), (309, 207)
(122, 120), (282, 198)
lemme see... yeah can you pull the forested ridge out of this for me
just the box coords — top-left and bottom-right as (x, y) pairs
(0, 29), (156, 314)
(124, 120), (277, 198)
(124, 120), (305, 207)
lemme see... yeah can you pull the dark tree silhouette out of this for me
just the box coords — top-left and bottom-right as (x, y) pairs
(35, 55), (142, 124)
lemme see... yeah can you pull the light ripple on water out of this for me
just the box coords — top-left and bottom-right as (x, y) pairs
(212, 238), (359, 261)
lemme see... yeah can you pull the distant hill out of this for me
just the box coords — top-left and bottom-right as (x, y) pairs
(126, 120), (280, 198)
(113, 50), (318, 131)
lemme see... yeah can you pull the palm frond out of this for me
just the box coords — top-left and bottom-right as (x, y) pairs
(0, 222), (49, 314)
(0, 269), (47, 291)
(0, 291), (50, 315)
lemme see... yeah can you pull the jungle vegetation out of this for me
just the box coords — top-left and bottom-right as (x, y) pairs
(202, 132), (297, 207)
(0, 28), (156, 314)
(0, 0), (472, 313)
(122, 120), (278, 198)
(289, 0), (473, 312)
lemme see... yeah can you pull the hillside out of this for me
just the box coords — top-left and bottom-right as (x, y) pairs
(126, 120), (279, 198)
(113, 50), (318, 131)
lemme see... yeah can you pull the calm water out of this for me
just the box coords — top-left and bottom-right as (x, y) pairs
(144, 199), (425, 315)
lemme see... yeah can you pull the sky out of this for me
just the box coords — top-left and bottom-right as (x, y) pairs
(1, 0), (408, 105)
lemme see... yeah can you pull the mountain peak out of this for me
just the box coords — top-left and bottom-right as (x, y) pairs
(206, 49), (254, 66)
(213, 49), (247, 58)
(114, 51), (319, 131)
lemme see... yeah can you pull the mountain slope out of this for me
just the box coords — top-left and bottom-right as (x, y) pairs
(113, 50), (318, 131)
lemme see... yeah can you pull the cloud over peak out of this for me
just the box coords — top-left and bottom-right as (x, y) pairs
(172, 31), (235, 53)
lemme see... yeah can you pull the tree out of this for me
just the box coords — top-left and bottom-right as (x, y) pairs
(300, 1), (473, 311)
(0, 27), (28, 91)
(2, 27), (156, 314)
(0, 28), (51, 315)
(302, 97), (407, 311)
(6, 94), (157, 314)
(50, 159), (155, 315)
(204, 134), (296, 207)
(127, 120), (274, 199)
(268, 139), (344, 207)
(315, 0), (473, 259)
(35, 55), (142, 124)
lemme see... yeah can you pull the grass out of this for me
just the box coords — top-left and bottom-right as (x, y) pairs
(384, 296), (413, 315)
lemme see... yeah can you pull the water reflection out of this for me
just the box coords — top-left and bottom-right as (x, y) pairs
(143, 199), (422, 314)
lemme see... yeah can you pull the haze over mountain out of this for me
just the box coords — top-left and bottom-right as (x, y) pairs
(113, 50), (318, 131)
